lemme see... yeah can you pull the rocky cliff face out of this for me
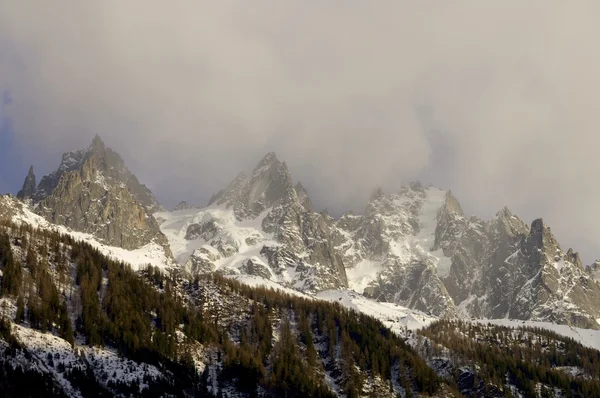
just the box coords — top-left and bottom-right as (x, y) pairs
(163, 152), (348, 292)
(432, 198), (600, 328)
(18, 135), (170, 253)
(16, 166), (37, 200)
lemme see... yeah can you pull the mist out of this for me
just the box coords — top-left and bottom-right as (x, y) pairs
(1, 1), (600, 262)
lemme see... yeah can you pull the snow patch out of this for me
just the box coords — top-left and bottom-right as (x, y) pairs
(474, 319), (600, 351)
(317, 290), (437, 333)
(8, 197), (173, 270)
(346, 259), (383, 294)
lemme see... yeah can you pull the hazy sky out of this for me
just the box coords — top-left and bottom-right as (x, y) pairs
(1, 2), (600, 262)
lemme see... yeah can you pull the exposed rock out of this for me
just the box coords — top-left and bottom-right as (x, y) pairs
(184, 247), (219, 274)
(208, 172), (248, 207)
(16, 166), (36, 200)
(239, 258), (273, 279)
(173, 201), (200, 211)
(333, 182), (600, 326)
(20, 135), (170, 254)
(294, 182), (313, 211)
(157, 151), (600, 327)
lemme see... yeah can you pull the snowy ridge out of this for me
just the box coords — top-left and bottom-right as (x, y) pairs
(3, 195), (173, 270)
(9, 323), (163, 395)
(223, 273), (438, 333)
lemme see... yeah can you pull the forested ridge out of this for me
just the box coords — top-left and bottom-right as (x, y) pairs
(3, 217), (600, 397)
(0, 220), (451, 397)
(419, 320), (600, 397)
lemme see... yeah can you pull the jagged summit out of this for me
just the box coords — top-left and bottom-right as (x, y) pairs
(16, 165), (36, 200)
(528, 218), (560, 251)
(442, 190), (464, 216)
(166, 151), (348, 292)
(17, 135), (168, 252)
(207, 152), (295, 220)
(88, 134), (106, 155)
(294, 181), (313, 211)
(253, 151), (280, 173)
(495, 205), (513, 218)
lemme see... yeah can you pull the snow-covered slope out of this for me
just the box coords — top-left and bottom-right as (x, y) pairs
(155, 205), (275, 269)
(1, 195), (174, 270)
(8, 323), (163, 396)
(474, 319), (600, 351)
(156, 152), (348, 293)
(224, 274), (437, 333)
(8, 145), (600, 332)
(316, 290), (437, 333)
(334, 183), (457, 317)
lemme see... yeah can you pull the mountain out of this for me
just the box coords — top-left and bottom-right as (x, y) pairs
(1, 215), (600, 397)
(158, 156), (600, 329)
(158, 152), (348, 293)
(16, 135), (170, 254)
(332, 182), (600, 328)
(3, 144), (600, 396)
(0, 219), (450, 397)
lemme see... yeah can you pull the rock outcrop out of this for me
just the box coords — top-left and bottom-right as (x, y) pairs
(18, 135), (170, 254)
(16, 166), (37, 200)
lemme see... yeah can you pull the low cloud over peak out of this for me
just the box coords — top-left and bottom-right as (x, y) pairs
(1, 1), (600, 262)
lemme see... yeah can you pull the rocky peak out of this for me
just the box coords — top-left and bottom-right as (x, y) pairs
(246, 153), (292, 208)
(294, 182), (313, 211)
(441, 190), (463, 216)
(399, 180), (426, 196)
(248, 152), (291, 184)
(35, 150), (85, 199)
(211, 153), (295, 219)
(488, 206), (528, 238)
(21, 135), (169, 252)
(208, 172), (249, 206)
(81, 136), (109, 182)
(182, 152), (348, 292)
(253, 151), (279, 173)
(528, 218), (560, 252)
(565, 248), (583, 269)
(89, 134), (106, 153)
(434, 190), (468, 252)
(16, 166), (36, 200)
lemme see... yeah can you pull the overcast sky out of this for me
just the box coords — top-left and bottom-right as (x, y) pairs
(1, 2), (600, 262)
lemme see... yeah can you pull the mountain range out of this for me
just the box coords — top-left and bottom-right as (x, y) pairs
(2, 135), (600, 397)
(10, 136), (600, 328)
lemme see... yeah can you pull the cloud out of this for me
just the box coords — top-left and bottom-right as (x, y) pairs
(1, 1), (599, 261)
